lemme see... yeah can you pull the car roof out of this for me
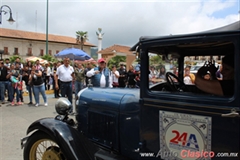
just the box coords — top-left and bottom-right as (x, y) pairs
(130, 21), (240, 52)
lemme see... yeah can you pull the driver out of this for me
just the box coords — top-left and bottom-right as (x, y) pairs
(195, 54), (234, 96)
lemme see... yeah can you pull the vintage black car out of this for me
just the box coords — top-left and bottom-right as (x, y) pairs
(21, 21), (240, 160)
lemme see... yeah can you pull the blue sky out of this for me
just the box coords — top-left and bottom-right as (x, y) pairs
(211, 0), (239, 18)
(1, 0), (239, 48)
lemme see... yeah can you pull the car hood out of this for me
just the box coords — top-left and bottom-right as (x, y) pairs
(78, 87), (139, 111)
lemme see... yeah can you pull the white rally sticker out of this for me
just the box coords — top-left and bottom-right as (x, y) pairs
(159, 111), (212, 160)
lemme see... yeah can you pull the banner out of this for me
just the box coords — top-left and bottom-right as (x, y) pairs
(159, 110), (212, 160)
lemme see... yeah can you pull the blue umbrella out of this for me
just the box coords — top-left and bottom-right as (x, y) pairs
(55, 47), (91, 61)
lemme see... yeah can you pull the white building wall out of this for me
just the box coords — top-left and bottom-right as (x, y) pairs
(0, 37), (92, 60)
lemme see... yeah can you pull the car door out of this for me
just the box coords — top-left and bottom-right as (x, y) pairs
(140, 95), (239, 160)
(138, 37), (239, 160)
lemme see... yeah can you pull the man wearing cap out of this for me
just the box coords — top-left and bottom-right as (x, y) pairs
(55, 58), (75, 113)
(118, 64), (127, 88)
(86, 58), (112, 88)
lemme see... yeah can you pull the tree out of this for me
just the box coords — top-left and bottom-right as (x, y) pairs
(107, 56), (126, 69)
(41, 54), (58, 63)
(9, 55), (23, 63)
(76, 31), (88, 50)
(149, 55), (164, 66)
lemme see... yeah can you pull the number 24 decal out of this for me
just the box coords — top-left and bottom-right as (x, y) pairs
(170, 130), (199, 149)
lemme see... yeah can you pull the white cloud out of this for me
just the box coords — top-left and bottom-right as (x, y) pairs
(1, 0), (239, 49)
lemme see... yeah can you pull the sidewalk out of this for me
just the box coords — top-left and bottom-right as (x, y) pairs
(22, 89), (54, 96)
(0, 94), (63, 160)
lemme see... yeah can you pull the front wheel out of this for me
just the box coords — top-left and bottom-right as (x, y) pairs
(24, 131), (66, 160)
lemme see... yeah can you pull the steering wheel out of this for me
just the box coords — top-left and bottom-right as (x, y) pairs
(166, 72), (187, 91)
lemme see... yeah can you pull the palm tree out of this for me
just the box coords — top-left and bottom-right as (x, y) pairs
(76, 31), (88, 50)
(107, 56), (126, 68)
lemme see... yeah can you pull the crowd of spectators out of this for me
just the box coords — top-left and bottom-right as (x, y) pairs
(85, 58), (142, 89)
(0, 57), (146, 107)
(0, 57), (55, 106)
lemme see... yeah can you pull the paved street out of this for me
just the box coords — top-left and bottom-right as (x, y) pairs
(0, 93), (74, 160)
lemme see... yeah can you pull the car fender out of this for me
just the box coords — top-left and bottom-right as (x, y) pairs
(26, 118), (98, 160)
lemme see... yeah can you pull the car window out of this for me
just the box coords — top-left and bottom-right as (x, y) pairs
(148, 53), (179, 88)
(185, 55), (222, 77)
(148, 40), (235, 98)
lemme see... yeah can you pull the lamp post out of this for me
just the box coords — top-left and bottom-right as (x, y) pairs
(0, 5), (15, 24)
(0, 5), (14, 60)
(46, 0), (49, 55)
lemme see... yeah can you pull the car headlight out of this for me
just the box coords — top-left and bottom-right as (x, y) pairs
(55, 98), (72, 115)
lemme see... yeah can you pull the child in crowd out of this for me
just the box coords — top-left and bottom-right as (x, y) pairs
(9, 63), (22, 105)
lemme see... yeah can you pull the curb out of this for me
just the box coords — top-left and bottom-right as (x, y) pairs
(23, 89), (54, 96)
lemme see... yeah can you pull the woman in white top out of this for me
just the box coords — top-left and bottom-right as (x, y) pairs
(111, 65), (120, 88)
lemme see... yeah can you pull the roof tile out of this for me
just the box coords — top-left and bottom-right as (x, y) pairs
(0, 28), (96, 47)
(98, 44), (132, 54)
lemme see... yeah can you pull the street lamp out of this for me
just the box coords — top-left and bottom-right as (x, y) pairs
(0, 5), (15, 24)
(46, 0), (49, 55)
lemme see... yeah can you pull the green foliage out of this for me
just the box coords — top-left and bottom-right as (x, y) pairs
(107, 56), (126, 69)
(7, 55), (58, 67)
(149, 55), (164, 66)
(76, 31), (88, 50)
(9, 55), (23, 63)
(92, 55), (98, 61)
(41, 54), (58, 63)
